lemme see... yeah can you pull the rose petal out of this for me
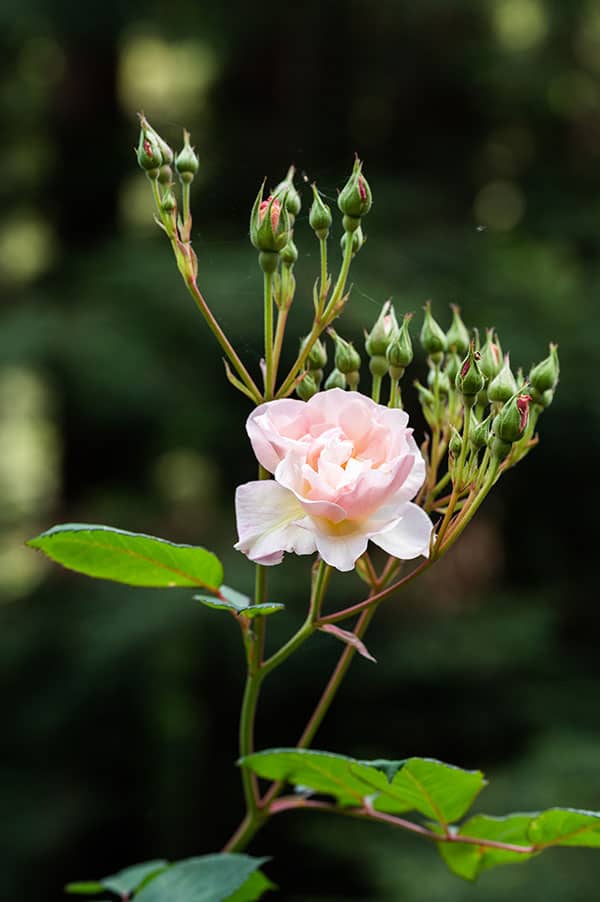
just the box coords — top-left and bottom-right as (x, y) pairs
(234, 480), (316, 565)
(295, 517), (369, 572)
(371, 502), (434, 559)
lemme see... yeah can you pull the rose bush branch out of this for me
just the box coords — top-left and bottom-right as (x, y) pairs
(27, 119), (576, 900)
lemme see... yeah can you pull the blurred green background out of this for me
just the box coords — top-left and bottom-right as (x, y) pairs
(2, 0), (600, 899)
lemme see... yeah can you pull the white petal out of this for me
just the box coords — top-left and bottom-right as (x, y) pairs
(371, 502), (433, 560)
(295, 517), (369, 572)
(234, 480), (316, 565)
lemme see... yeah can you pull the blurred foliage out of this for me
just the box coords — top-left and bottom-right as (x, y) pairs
(1, 0), (600, 899)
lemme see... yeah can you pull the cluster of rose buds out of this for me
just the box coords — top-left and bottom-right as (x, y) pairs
(136, 117), (558, 515)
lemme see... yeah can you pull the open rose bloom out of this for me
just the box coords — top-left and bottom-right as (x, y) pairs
(235, 388), (434, 572)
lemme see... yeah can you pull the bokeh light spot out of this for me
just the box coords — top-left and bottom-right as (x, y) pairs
(493, 0), (549, 52)
(547, 70), (600, 117)
(119, 31), (220, 118)
(153, 448), (219, 506)
(0, 214), (56, 284)
(473, 180), (525, 231)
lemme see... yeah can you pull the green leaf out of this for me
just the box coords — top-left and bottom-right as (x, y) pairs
(65, 883), (105, 895)
(28, 524), (223, 590)
(194, 585), (284, 618)
(65, 860), (169, 896)
(528, 807), (600, 848)
(224, 871), (275, 901)
(438, 808), (600, 880)
(437, 814), (535, 880)
(135, 855), (270, 902)
(241, 749), (485, 824)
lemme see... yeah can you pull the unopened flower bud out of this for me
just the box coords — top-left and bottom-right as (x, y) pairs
(488, 353), (518, 403)
(325, 368), (346, 390)
(330, 330), (361, 375)
(250, 182), (290, 255)
(338, 156), (372, 220)
(455, 343), (485, 398)
(529, 342), (559, 394)
(340, 225), (364, 257)
(449, 427), (463, 458)
(420, 301), (447, 361)
(386, 313), (413, 375)
(479, 328), (503, 381)
(495, 393), (532, 443)
(346, 370), (360, 390)
(158, 165), (172, 187)
(280, 239), (298, 267)
(309, 184), (332, 239)
(369, 355), (388, 378)
(470, 411), (491, 451)
(301, 336), (327, 371)
(160, 189), (177, 213)
(137, 127), (162, 174)
(446, 304), (470, 356)
(296, 371), (318, 401)
(365, 300), (398, 357)
(175, 130), (199, 183)
(273, 166), (301, 218)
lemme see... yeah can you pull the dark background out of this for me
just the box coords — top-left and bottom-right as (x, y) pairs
(2, 1), (600, 899)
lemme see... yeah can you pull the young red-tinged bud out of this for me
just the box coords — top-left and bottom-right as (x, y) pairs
(175, 130), (199, 183)
(455, 342), (485, 398)
(529, 342), (559, 394)
(420, 301), (447, 361)
(479, 328), (503, 381)
(386, 312), (413, 374)
(309, 184), (332, 239)
(329, 330), (361, 375)
(280, 238), (298, 267)
(324, 368), (346, 390)
(495, 393), (532, 443)
(301, 335), (328, 371)
(273, 165), (301, 219)
(296, 371), (318, 401)
(340, 225), (364, 257)
(365, 300), (398, 357)
(250, 181), (290, 255)
(338, 156), (372, 220)
(446, 304), (470, 356)
(444, 351), (461, 385)
(137, 127), (162, 174)
(488, 352), (518, 403)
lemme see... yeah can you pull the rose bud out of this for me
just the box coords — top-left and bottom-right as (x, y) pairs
(446, 304), (470, 356)
(309, 184), (333, 239)
(420, 301), (447, 361)
(175, 129), (199, 184)
(529, 342), (559, 394)
(488, 352), (518, 403)
(455, 342), (485, 399)
(495, 393), (532, 443)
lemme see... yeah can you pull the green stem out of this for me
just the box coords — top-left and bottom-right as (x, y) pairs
(264, 270), (275, 399)
(435, 398), (472, 550)
(440, 456), (500, 555)
(371, 372), (382, 404)
(276, 235), (355, 399)
(319, 236), (328, 313)
(297, 603), (377, 748)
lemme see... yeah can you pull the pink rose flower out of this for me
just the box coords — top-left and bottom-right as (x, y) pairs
(234, 388), (434, 572)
